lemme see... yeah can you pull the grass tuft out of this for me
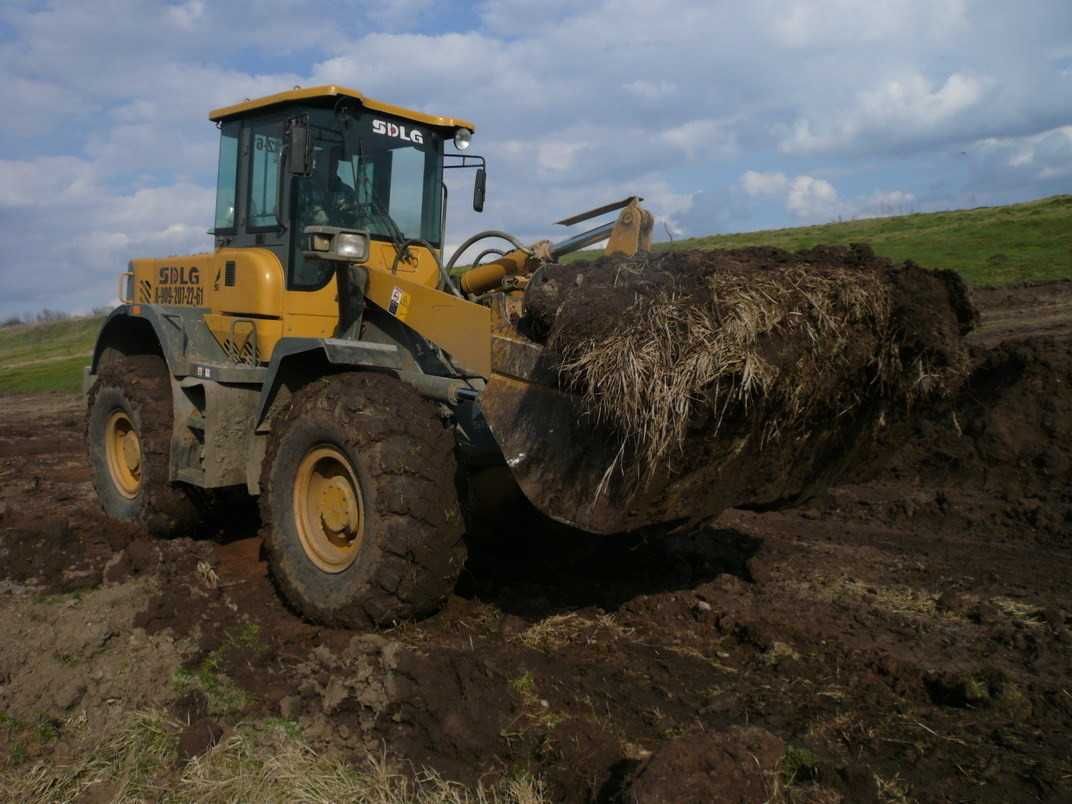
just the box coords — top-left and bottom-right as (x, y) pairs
(1, 711), (549, 804)
(173, 656), (251, 717)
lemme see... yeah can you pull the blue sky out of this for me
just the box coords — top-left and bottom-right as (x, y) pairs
(1, 0), (1070, 317)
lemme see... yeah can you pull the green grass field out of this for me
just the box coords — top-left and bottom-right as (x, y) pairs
(0, 316), (101, 394)
(572, 194), (1072, 286)
(2, 194), (1069, 394)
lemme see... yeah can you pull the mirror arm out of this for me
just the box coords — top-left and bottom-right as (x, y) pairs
(441, 180), (449, 251)
(275, 147), (288, 230)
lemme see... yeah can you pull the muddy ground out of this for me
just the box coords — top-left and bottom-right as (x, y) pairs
(0, 280), (1070, 803)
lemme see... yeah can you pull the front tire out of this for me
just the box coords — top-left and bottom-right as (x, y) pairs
(260, 372), (466, 628)
(86, 354), (203, 536)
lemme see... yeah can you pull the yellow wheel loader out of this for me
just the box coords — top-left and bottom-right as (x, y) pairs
(85, 85), (657, 626)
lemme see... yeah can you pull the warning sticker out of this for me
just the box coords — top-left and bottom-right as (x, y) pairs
(388, 287), (411, 321)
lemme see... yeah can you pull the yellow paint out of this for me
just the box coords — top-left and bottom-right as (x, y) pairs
(131, 238), (490, 377)
(365, 267), (491, 377)
(293, 445), (365, 573)
(279, 239), (443, 330)
(132, 248), (289, 358)
(210, 249), (285, 316)
(209, 85), (475, 133)
(104, 410), (141, 498)
(458, 249), (531, 295)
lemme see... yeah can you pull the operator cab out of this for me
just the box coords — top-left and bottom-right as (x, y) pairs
(208, 85), (481, 293)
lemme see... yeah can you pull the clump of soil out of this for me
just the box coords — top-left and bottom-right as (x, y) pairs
(885, 335), (1072, 539)
(624, 726), (784, 803)
(178, 717), (224, 760)
(0, 510), (142, 593)
(511, 246), (975, 530)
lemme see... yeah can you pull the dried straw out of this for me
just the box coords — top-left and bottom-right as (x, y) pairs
(547, 256), (951, 478)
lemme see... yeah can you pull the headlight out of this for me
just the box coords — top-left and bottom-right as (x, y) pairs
(302, 226), (370, 263)
(335, 232), (369, 261)
(454, 128), (472, 151)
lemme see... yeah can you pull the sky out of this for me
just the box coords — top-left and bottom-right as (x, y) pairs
(0, 0), (1070, 317)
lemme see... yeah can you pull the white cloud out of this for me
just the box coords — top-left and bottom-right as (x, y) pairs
(659, 119), (737, 159)
(767, 0), (968, 47)
(622, 80), (678, 100)
(0, 157), (98, 207)
(976, 125), (1072, 182)
(859, 189), (917, 216)
(780, 72), (987, 154)
(369, 0), (434, 28)
(738, 170), (920, 222)
(535, 141), (590, 173)
(166, 0), (205, 31)
(786, 176), (840, 220)
(740, 170), (789, 198)
(738, 169), (843, 220)
(478, 0), (585, 35)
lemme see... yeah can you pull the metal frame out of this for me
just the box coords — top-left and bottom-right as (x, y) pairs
(443, 153), (486, 171)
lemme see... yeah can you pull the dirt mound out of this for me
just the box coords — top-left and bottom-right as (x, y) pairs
(0, 580), (189, 730)
(0, 509), (141, 593)
(884, 335), (1072, 539)
(178, 717), (224, 760)
(624, 726), (785, 803)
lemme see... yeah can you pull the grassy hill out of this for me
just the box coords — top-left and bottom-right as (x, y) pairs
(0, 315), (102, 394)
(2, 195), (1070, 394)
(573, 194), (1072, 286)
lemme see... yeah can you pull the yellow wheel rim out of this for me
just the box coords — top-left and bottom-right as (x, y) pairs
(105, 410), (141, 499)
(293, 445), (365, 573)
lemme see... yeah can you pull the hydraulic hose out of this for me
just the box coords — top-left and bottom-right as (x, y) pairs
(445, 230), (529, 275)
(392, 238), (463, 298)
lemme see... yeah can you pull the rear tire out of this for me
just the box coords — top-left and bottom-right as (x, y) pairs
(260, 372), (466, 628)
(86, 354), (203, 536)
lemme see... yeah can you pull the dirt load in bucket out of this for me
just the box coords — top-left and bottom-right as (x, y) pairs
(509, 245), (978, 532)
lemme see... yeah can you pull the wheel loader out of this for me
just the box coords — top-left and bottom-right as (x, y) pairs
(85, 85), (659, 627)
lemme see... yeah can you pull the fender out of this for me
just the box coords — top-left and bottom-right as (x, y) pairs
(253, 337), (407, 431)
(88, 304), (216, 380)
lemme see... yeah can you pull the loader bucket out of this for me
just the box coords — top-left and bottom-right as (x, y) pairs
(478, 245), (977, 536)
(478, 333), (886, 535)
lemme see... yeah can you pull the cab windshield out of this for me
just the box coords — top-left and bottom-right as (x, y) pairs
(297, 114), (442, 243)
(290, 112), (443, 289)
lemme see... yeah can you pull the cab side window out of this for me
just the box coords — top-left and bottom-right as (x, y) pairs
(213, 122), (239, 232)
(249, 121), (283, 229)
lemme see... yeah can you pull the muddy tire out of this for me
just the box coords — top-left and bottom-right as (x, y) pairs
(260, 372), (466, 628)
(86, 354), (203, 536)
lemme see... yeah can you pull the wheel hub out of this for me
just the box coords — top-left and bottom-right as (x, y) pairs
(121, 430), (141, 473)
(104, 410), (142, 499)
(293, 446), (365, 573)
(319, 476), (358, 536)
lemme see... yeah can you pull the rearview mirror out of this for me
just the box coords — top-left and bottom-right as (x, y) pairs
(288, 116), (312, 176)
(473, 167), (486, 213)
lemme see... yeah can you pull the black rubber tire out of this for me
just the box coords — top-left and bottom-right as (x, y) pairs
(260, 372), (466, 628)
(86, 354), (203, 536)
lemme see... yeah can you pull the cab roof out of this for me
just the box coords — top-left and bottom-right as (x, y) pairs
(208, 84), (475, 132)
